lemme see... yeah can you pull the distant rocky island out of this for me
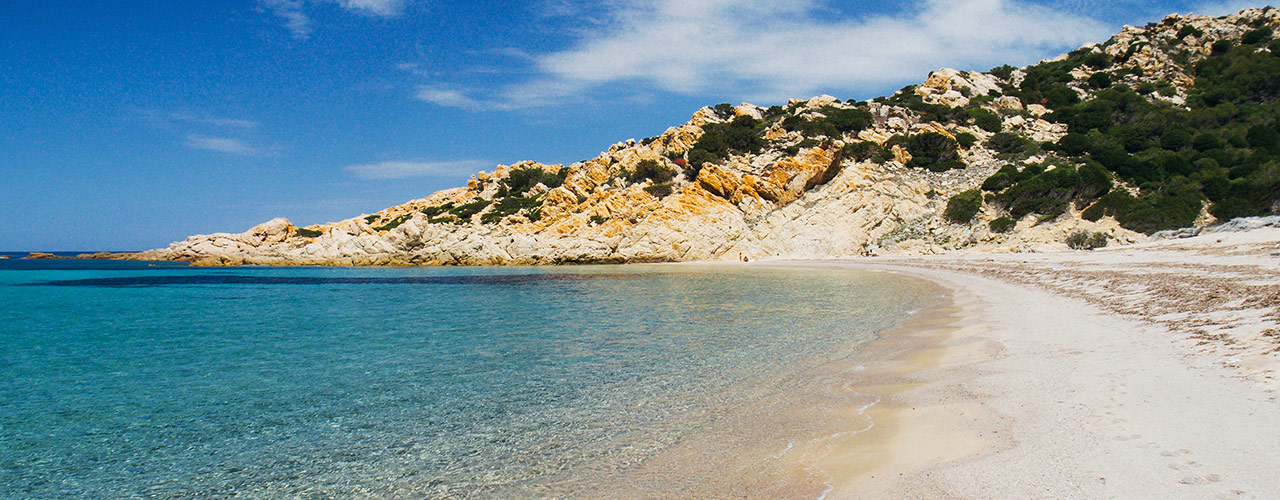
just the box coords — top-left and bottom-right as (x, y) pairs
(50, 7), (1280, 266)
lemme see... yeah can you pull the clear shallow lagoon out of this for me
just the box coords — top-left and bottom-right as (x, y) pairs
(0, 259), (939, 498)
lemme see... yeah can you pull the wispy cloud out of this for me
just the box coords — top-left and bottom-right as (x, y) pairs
(197, 116), (260, 129)
(259, 0), (411, 39)
(184, 135), (258, 155)
(166, 112), (259, 129)
(260, 0), (313, 39)
(414, 86), (516, 111)
(417, 0), (1114, 110)
(136, 109), (260, 129)
(344, 160), (491, 179)
(1191, 0), (1266, 16)
(336, 0), (408, 16)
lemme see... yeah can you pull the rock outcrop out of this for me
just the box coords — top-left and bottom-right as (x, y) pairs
(87, 8), (1276, 266)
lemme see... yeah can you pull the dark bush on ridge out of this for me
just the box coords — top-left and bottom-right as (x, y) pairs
(842, 141), (884, 162)
(500, 167), (567, 197)
(990, 64), (1016, 80)
(893, 132), (964, 171)
(481, 194), (544, 224)
(969, 108), (1003, 132)
(684, 115), (766, 177)
(447, 199), (490, 223)
(987, 132), (1037, 156)
(1242, 27), (1273, 45)
(626, 159), (676, 185)
(782, 107), (873, 138)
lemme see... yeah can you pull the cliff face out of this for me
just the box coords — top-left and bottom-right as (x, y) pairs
(136, 8), (1279, 266)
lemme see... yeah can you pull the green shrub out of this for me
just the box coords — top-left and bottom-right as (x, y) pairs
(990, 64), (1016, 80)
(644, 184), (673, 197)
(500, 166), (567, 197)
(897, 132), (964, 171)
(881, 89), (971, 124)
(1083, 52), (1111, 69)
(712, 103), (735, 120)
(1043, 84), (1081, 108)
(782, 107), (873, 137)
(1081, 201), (1105, 221)
(447, 199), (490, 223)
(421, 202), (453, 218)
(989, 164), (1106, 220)
(987, 132), (1036, 156)
(762, 105), (787, 123)
(945, 189), (983, 223)
(589, 215), (607, 225)
(969, 108), (1003, 132)
(981, 164), (1020, 192)
(1192, 132), (1223, 151)
(295, 227), (323, 238)
(1160, 128), (1191, 150)
(1242, 27), (1272, 45)
(1066, 230), (1108, 250)
(684, 115), (766, 176)
(1088, 72), (1112, 89)
(967, 20), (1280, 234)
(373, 215), (410, 231)
(482, 193), (543, 224)
(842, 141), (884, 161)
(626, 159), (676, 184)
(1212, 39), (1233, 55)
(1177, 25), (1203, 39)
(989, 217), (1016, 233)
(955, 132), (978, 149)
(1247, 124), (1280, 150)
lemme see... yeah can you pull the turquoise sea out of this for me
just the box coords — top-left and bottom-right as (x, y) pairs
(0, 257), (940, 498)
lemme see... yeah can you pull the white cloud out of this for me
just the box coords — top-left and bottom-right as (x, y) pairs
(414, 86), (520, 111)
(198, 116), (260, 129)
(260, 0), (312, 39)
(1191, 0), (1266, 16)
(344, 160), (491, 179)
(137, 109), (260, 129)
(420, 0), (1115, 110)
(337, 0), (408, 16)
(259, 0), (409, 39)
(184, 135), (258, 155)
(163, 112), (259, 129)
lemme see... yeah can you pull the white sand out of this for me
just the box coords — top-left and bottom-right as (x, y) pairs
(780, 227), (1280, 499)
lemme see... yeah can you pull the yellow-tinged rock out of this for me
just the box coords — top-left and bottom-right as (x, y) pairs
(892, 145), (912, 165)
(763, 124), (787, 141)
(696, 164), (743, 199)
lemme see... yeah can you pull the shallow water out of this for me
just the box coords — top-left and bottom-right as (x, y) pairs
(0, 260), (938, 498)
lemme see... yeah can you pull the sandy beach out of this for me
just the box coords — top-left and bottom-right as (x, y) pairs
(781, 224), (1280, 499)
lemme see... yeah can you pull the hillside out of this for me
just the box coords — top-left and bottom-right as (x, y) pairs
(122, 7), (1280, 266)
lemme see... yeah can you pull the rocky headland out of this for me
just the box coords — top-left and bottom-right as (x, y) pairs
(56, 7), (1280, 266)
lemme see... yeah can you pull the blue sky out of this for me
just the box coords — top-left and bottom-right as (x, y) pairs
(0, 0), (1259, 250)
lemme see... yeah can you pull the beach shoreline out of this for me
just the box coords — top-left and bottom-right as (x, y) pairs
(767, 232), (1280, 498)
